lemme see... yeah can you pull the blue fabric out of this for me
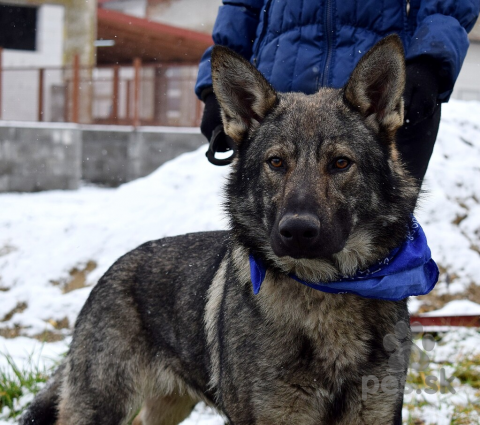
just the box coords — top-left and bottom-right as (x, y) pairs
(249, 217), (439, 301)
(195, 0), (479, 101)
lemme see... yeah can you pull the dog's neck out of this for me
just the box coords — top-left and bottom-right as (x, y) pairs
(233, 216), (438, 301)
(254, 224), (392, 284)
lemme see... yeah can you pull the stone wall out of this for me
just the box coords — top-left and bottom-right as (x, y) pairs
(0, 122), (204, 192)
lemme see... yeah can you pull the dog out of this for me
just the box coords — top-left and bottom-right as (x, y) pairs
(21, 35), (422, 425)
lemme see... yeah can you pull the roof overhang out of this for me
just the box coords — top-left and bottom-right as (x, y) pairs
(96, 7), (213, 65)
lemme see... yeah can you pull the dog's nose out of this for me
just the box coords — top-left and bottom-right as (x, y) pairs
(278, 213), (321, 250)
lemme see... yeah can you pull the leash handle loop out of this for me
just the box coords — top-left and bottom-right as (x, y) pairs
(205, 125), (237, 166)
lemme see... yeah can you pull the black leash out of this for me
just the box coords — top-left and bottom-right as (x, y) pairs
(205, 125), (237, 166)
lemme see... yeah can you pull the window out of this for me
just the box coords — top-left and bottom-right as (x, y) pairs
(0, 4), (38, 51)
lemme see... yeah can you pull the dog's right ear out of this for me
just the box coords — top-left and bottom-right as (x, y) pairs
(211, 46), (277, 144)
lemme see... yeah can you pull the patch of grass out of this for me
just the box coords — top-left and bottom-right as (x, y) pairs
(451, 354), (480, 389)
(450, 402), (480, 424)
(403, 335), (480, 424)
(0, 352), (50, 420)
(50, 260), (97, 294)
(1, 302), (27, 322)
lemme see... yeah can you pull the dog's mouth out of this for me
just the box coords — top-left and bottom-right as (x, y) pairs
(267, 224), (379, 283)
(271, 240), (346, 260)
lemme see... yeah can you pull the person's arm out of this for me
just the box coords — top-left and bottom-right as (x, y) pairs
(405, 0), (479, 104)
(195, 0), (263, 100)
(196, 1), (263, 160)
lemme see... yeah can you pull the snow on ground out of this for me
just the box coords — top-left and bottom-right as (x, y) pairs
(0, 149), (229, 423)
(0, 150), (229, 337)
(415, 100), (480, 298)
(1, 100), (480, 423)
(422, 300), (480, 317)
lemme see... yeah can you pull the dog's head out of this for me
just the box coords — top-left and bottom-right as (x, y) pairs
(212, 35), (420, 280)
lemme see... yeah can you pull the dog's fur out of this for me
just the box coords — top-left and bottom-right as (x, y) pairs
(21, 35), (419, 425)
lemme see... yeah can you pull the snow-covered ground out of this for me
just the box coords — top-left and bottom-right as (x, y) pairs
(1, 99), (480, 424)
(415, 100), (480, 296)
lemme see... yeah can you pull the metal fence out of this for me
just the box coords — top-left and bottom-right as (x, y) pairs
(0, 55), (203, 127)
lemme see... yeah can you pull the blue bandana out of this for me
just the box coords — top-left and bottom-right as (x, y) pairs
(249, 217), (438, 301)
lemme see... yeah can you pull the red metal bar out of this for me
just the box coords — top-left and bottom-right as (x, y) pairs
(72, 54), (80, 123)
(0, 60), (200, 126)
(111, 65), (119, 121)
(0, 63), (195, 71)
(133, 57), (141, 127)
(64, 79), (69, 122)
(410, 315), (480, 328)
(38, 68), (44, 122)
(126, 80), (131, 120)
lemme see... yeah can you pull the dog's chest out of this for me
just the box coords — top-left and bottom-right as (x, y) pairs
(257, 274), (371, 375)
(216, 272), (375, 423)
(224, 273), (370, 382)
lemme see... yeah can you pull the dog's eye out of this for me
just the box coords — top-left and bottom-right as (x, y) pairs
(268, 157), (284, 169)
(332, 158), (351, 171)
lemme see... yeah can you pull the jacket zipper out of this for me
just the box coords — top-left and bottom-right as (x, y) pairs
(253, 0), (272, 67)
(321, 0), (334, 87)
(406, 0), (410, 16)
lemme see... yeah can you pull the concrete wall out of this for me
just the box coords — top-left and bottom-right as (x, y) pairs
(0, 123), (81, 191)
(0, 122), (204, 192)
(82, 128), (131, 186)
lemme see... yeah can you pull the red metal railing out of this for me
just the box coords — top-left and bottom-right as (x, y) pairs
(0, 52), (203, 127)
(410, 315), (480, 328)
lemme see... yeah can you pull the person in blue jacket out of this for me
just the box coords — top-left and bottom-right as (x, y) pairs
(196, 0), (479, 181)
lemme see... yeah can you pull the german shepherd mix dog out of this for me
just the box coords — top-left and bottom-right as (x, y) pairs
(22, 35), (421, 425)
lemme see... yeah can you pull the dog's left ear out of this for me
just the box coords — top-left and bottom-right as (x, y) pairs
(211, 46), (277, 144)
(344, 34), (406, 137)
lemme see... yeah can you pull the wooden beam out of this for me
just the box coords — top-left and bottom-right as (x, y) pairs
(72, 54), (80, 123)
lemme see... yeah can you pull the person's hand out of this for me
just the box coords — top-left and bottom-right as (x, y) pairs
(201, 90), (236, 165)
(201, 91), (222, 141)
(403, 57), (440, 126)
(201, 91), (232, 152)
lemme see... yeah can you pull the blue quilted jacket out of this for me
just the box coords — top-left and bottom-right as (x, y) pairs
(195, 0), (479, 102)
